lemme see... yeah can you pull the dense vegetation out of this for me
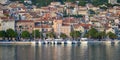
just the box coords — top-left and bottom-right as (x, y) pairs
(32, 30), (43, 39)
(9, 0), (110, 7)
(118, 0), (120, 3)
(0, 28), (117, 41)
(70, 31), (81, 40)
(84, 28), (117, 40)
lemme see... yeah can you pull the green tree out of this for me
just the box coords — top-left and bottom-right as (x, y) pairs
(92, 0), (108, 6)
(70, 31), (81, 40)
(84, 33), (89, 38)
(88, 9), (96, 15)
(0, 31), (6, 40)
(21, 31), (30, 39)
(107, 32), (117, 39)
(118, 0), (120, 3)
(78, 0), (86, 6)
(105, 3), (113, 8)
(87, 28), (98, 39)
(98, 31), (106, 39)
(46, 32), (56, 38)
(99, 5), (108, 10)
(6, 29), (18, 40)
(10, 0), (109, 7)
(32, 30), (43, 39)
(60, 33), (68, 39)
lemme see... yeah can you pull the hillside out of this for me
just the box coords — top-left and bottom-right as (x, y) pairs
(9, 0), (120, 7)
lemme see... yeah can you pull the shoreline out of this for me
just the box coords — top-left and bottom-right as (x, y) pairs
(0, 40), (120, 45)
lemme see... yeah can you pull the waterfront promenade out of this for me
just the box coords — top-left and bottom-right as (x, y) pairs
(0, 40), (120, 46)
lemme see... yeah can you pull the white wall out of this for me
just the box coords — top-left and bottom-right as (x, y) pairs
(0, 0), (8, 4)
(1, 20), (15, 31)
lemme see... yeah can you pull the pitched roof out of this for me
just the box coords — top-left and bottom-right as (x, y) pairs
(74, 23), (92, 29)
(17, 20), (33, 22)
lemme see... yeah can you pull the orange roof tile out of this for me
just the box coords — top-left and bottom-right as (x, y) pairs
(17, 20), (33, 22)
(74, 23), (92, 29)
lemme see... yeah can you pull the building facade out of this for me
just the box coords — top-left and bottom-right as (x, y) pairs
(108, 0), (117, 4)
(16, 20), (34, 33)
(1, 18), (15, 31)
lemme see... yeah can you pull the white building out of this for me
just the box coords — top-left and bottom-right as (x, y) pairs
(1, 19), (15, 31)
(108, 0), (117, 4)
(0, 0), (9, 4)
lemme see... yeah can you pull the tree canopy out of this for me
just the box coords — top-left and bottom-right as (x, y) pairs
(10, 0), (109, 7)
(32, 30), (43, 39)
(97, 31), (106, 39)
(84, 28), (117, 40)
(6, 29), (18, 40)
(70, 31), (81, 39)
(0, 31), (6, 40)
(21, 31), (30, 39)
(60, 33), (68, 39)
(46, 32), (56, 38)
(107, 32), (117, 39)
(87, 28), (98, 39)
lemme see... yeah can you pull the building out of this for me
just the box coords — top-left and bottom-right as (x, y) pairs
(74, 23), (92, 37)
(34, 18), (53, 32)
(0, 18), (2, 30)
(16, 20), (34, 33)
(61, 24), (71, 37)
(1, 17), (15, 31)
(53, 20), (71, 37)
(34, 24), (52, 33)
(0, 0), (8, 4)
(108, 0), (117, 4)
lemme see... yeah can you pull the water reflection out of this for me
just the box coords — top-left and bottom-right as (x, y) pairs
(88, 44), (120, 60)
(0, 44), (120, 60)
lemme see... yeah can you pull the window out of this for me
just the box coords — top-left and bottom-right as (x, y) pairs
(19, 25), (22, 28)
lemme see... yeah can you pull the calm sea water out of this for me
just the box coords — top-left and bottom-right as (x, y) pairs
(0, 44), (120, 60)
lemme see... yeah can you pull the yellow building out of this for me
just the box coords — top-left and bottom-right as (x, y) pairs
(52, 20), (71, 37)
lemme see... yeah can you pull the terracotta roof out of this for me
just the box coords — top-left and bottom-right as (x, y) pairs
(17, 20), (33, 22)
(1, 17), (14, 20)
(35, 17), (53, 22)
(74, 23), (92, 29)
(30, 12), (40, 18)
(62, 24), (70, 26)
(63, 17), (79, 23)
